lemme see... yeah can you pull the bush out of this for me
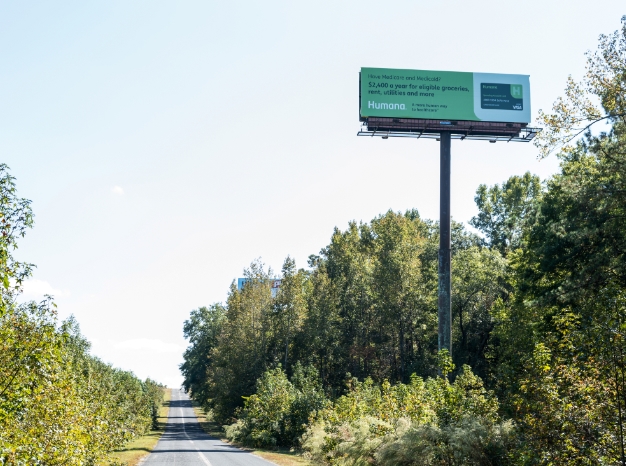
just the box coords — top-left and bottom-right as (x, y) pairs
(302, 364), (515, 465)
(376, 417), (516, 466)
(225, 363), (328, 448)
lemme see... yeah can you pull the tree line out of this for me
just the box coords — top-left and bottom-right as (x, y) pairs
(182, 18), (626, 465)
(0, 165), (165, 465)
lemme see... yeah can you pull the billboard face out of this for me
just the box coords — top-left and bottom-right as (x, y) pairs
(237, 278), (282, 298)
(360, 67), (530, 123)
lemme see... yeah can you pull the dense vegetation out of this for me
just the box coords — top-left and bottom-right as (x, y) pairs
(0, 165), (165, 465)
(181, 17), (626, 465)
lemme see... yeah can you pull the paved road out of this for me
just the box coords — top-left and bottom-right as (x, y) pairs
(142, 389), (275, 466)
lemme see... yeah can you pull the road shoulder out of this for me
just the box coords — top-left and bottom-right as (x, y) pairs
(100, 388), (172, 466)
(190, 402), (312, 466)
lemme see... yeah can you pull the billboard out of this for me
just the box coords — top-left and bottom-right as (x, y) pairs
(360, 67), (530, 124)
(237, 278), (282, 298)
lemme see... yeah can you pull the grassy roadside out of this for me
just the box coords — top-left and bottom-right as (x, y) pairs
(190, 401), (313, 466)
(100, 388), (172, 466)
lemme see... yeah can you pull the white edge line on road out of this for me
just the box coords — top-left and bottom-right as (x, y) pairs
(180, 393), (213, 466)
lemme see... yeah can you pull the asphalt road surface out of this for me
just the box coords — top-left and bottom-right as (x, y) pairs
(142, 389), (275, 466)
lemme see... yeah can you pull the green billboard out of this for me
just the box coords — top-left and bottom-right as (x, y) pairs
(360, 67), (530, 124)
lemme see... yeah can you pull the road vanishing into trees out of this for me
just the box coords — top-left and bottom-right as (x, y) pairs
(142, 389), (275, 466)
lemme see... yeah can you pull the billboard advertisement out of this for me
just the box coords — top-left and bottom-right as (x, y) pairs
(237, 278), (282, 298)
(360, 67), (530, 124)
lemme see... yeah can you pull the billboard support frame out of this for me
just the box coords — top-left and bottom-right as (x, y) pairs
(357, 121), (541, 143)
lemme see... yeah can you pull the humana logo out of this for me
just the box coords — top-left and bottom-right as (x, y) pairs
(368, 101), (406, 110)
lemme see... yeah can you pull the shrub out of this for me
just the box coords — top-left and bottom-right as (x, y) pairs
(225, 363), (328, 448)
(302, 365), (515, 465)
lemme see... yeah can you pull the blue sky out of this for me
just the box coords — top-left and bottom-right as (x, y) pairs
(1, 1), (623, 387)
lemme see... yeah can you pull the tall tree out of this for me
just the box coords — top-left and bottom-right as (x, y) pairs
(208, 261), (275, 421)
(0, 164), (34, 315)
(371, 210), (427, 382)
(535, 15), (626, 158)
(451, 246), (507, 378)
(497, 18), (626, 463)
(180, 304), (226, 407)
(273, 256), (307, 371)
(470, 172), (542, 256)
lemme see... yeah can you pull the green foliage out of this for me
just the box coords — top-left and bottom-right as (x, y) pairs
(0, 165), (165, 464)
(470, 172), (542, 256)
(437, 350), (455, 378)
(145, 378), (166, 430)
(207, 260), (276, 422)
(0, 297), (164, 464)
(0, 164), (34, 316)
(182, 210), (507, 426)
(225, 364), (328, 448)
(375, 417), (516, 466)
(494, 18), (626, 464)
(535, 15), (626, 158)
(182, 210), (508, 447)
(180, 304), (226, 407)
(302, 366), (512, 465)
(451, 247), (508, 377)
(273, 256), (308, 371)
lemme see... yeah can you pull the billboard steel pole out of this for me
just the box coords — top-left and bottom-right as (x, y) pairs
(438, 131), (452, 354)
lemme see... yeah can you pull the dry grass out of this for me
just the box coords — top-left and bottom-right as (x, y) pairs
(99, 388), (171, 466)
(251, 450), (314, 466)
(190, 402), (313, 466)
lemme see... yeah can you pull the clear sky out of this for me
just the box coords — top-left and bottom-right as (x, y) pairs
(1, 1), (623, 388)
